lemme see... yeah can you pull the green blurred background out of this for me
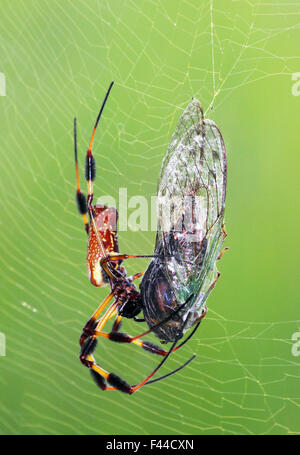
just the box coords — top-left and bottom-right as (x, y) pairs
(0, 0), (299, 435)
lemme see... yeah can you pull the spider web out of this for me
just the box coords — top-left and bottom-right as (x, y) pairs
(0, 0), (300, 435)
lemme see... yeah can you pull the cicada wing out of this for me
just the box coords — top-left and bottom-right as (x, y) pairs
(155, 98), (227, 316)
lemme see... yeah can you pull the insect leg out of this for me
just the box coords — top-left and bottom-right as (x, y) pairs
(217, 247), (229, 260)
(204, 272), (221, 297)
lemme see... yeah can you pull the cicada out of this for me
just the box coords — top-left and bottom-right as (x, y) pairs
(140, 98), (227, 343)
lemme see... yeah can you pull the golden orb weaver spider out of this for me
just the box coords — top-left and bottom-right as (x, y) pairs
(74, 82), (201, 394)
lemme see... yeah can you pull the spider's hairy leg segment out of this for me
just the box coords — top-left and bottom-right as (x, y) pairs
(76, 191), (88, 215)
(80, 337), (98, 365)
(111, 315), (123, 332)
(106, 330), (168, 356)
(82, 350), (133, 394)
(85, 81), (114, 204)
(90, 369), (107, 390)
(142, 340), (168, 355)
(80, 312), (194, 394)
(107, 373), (132, 394)
(128, 272), (144, 282)
(79, 320), (98, 346)
(79, 292), (114, 346)
(100, 254), (158, 268)
(73, 117), (89, 234)
(85, 153), (96, 182)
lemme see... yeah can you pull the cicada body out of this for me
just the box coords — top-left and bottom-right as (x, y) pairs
(140, 99), (227, 342)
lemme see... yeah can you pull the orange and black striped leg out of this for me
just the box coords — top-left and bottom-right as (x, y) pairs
(89, 315), (196, 394)
(85, 81), (114, 211)
(80, 271), (143, 346)
(111, 315), (123, 332)
(81, 295), (197, 394)
(94, 306), (205, 358)
(83, 82), (117, 279)
(74, 118), (89, 234)
(100, 254), (157, 271)
(80, 302), (121, 391)
(79, 291), (114, 346)
(82, 331), (195, 394)
(94, 329), (168, 356)
(88, 313), (199, 393)
(127, 272), (144, 282)
(81, 331), (168, 394)
(79, 301), (167, 394)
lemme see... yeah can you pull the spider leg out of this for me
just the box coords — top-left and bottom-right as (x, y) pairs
(81, 313), (195, 394)
(85, 81), (114, 211)
(83, 297), (199, 394)
(99, 254), (157, 282)
(127, 272), (144, 282)
(74, 117), (89, 234)
(129, 315), (194, 393)
(111, 315), (123, 332)
(93, 303), (206, 357)
(133, 317), (146, 322)
(100, 254), (157, 267)
(79, 291), (114, 346)
(80, 302), (120, 391)
(80, 270), (144, 345)
(81, 82), (117, 281)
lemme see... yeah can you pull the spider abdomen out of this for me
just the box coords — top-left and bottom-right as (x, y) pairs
(86, 204), (119, 287)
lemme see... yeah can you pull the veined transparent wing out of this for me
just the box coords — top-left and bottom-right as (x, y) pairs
(155, 98), (227, 327)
